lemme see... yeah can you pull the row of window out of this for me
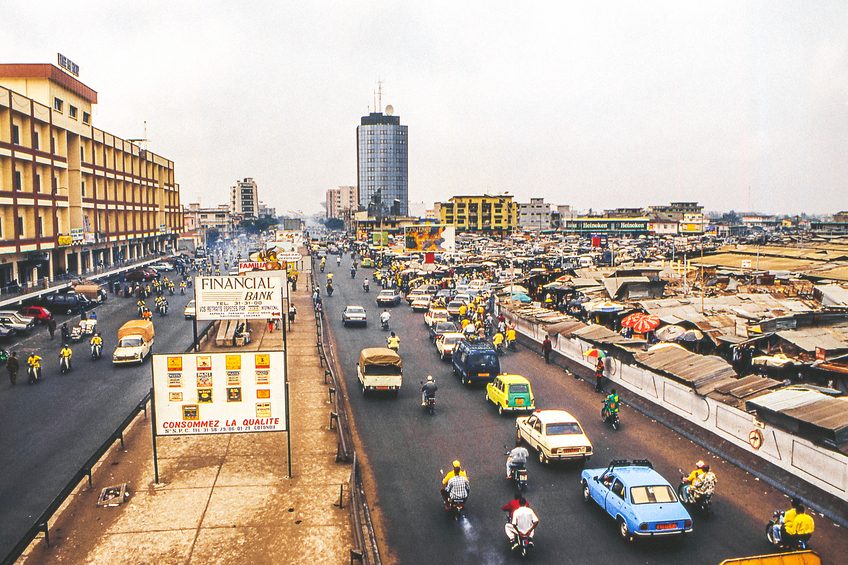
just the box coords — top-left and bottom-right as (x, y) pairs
(365, 129), (406, 135)
(52, 97), (90, 124)
(364, 177), (407, 182)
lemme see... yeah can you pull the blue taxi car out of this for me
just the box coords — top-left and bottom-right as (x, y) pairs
(581, 459), (692, 541)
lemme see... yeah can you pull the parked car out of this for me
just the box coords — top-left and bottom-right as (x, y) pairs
(148, 262), (175, 272)
(435, 332), (464, 361)
(376, 289), (402, 307)
(19, 305), (53, 324)
(0, 325), (16, 339)
(124, 269), (158, 282)
(0, 311), (35, 333)
(486, 374), (535, 415)
(342, 305), (368, 327)
(516, 409), (592, 463)
(40, 293), (94, 315)
(451, 340), (500, 386)
(581, 459), (692, 541)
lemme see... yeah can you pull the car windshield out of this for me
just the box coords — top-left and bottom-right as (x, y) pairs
(545, 422), (583, 435)
(347, 307), (365, 314)
(444, 336), (462, 345)
(630, 485), (678, 504)
(119, 337), (143, 348)
(509, 384), (530, 393)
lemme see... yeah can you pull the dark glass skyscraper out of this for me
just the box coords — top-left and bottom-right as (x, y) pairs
(357, 111), (408, 217)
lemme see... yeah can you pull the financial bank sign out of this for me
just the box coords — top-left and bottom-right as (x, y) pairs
(195, 275), (282, 320)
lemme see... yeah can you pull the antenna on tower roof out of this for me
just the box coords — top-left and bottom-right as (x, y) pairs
(377, 79), (383, 113)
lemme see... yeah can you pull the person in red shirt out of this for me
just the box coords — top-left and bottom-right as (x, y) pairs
(542, 336), (552, 364)
(502, 493), (528, 520)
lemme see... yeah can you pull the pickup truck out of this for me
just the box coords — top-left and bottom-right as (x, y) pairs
(356, 347), (402, 396)
(113, 320), (155, 364)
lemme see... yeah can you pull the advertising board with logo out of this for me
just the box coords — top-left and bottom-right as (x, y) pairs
(195, 275), (283, 320)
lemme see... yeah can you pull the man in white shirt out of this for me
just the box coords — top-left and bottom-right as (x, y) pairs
(505, 497), (538, 549)
(506, 440), (529, 479)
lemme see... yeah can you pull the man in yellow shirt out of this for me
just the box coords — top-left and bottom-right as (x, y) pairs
(783, 502), (814, 547)
(681, 461), (706, 503)
(60, 344), (73, 370)
(27, 353), (42, 383)
(386, 332), (400, 352)
(441, 460), (469, 504)
(506, 326), (517, 350)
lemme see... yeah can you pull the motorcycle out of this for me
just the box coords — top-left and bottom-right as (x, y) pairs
(766, 510), (811, 550)
(326, 283), (334, 296)
(363, 281), (370, 293)
(350, 268), (356, 279)
(601, 401), (620, 430)
(677, 469), (712, 513)
(91, 343), (102, 360)
(27, 364), (41, 384)
(506, 458), (528, 491)
(158, 302), (169, 316)
(421, 383), (436, 414)
(59, 355), (71, 374)
(381, 319), (390, 331)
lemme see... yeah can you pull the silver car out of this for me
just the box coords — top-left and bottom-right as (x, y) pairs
(342, 305), (367, 327)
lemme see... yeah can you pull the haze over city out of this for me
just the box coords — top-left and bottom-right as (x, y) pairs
(4, 0), (847, 216)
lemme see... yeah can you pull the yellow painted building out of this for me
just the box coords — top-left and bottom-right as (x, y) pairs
(0, 63), (182, 289)
(437, 194), (517, 235)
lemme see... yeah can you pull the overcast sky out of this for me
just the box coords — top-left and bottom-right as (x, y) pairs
(5, 1), (847, 217)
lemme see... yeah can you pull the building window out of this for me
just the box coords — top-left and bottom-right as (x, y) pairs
(14, 171), (22, 191)
(83, 112), (91, 124)
(81, 181), (86, 197)
(69, 106), (78, 119)
(35, 174), (41, 193)
(54, 97), (63, 113)
(12, 125), (20, 144)
(38, 216), (44, 237)
(18, 217), (24, 237)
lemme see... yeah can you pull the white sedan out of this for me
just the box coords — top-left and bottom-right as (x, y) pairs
(516, 409), (593, 464)
(435, 332), (465, 361)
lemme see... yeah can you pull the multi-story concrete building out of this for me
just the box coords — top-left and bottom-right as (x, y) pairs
(230, 177), (258, 220)
(326, 185), (358, 219)
(438, 194), (517, 235)
(0, 63), (181, 289)
(518, 198), (552, 231)
(182, 203), (233, 234)
(357, 110), (408, 218)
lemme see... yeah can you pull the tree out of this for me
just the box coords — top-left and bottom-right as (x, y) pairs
(240, 217), (279, 234)
(324, 217), (345, 231)
(721, 210), (742, 225)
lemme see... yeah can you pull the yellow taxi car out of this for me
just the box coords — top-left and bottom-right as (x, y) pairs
(361, 257), (374, 268)
(485, 374), (535, 415)
(424, 307), (450, 328)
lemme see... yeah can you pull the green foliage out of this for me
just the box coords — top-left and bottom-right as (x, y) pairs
(323, 217), (345, 231)
(240, 217), (279, 234)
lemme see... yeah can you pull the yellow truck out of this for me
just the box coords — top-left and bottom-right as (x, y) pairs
(113, 320), (155, 364)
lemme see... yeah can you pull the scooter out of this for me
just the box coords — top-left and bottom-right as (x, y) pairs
(420, 383), (436, 414)
(381, 319), (390, 331)
(601, 401), (620, 430)
(677, 469), (712, 513)
(59, 355), (71, 374)
(350, 268), (356, 279)
(363, 281), (370, 293)
(91, 343), (102, 360)
(326, 284), (334, 296)
(766, 510), (811, 550)
(158, 302), (169, 316)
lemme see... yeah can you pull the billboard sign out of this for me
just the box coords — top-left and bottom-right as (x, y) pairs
(195, 275), (282, 320)
(152, 352), (286, 436)
(404, 224), (456, 251)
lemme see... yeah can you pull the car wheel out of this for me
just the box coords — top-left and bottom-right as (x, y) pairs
(538, 448), (548, 465)
(582, 481), (591, 503)
(498, 404), (504, 416)
(618, 518), (632, 541)
(516, 428), (522, 442)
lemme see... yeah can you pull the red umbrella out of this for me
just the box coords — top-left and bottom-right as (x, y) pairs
(630, 315), (660, 334)
(621, 312), (649, 328)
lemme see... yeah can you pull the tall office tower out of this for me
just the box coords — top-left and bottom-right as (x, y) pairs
(357, 108), (408, 218)
(231, 177), (258, 219)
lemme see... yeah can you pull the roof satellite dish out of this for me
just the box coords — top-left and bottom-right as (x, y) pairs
(385, 105), (394, 115)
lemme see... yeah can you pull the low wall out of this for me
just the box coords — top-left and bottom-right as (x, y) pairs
(504, 310), (848, 505)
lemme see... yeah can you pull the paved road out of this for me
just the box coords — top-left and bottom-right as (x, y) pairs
(0, 284), (197, 558)
(322, 259), (848, 564)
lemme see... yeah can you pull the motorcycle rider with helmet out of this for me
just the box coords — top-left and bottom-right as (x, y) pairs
(506, 440), (529, 479)
(602, 388), (620, 422)
(421, 375), (437, 406)
(59, 343), (73, 371)
(90, 332), (103, 359)
(442, 460), (470, 507)
(681, 460), (707, 503)
(689, 463), (717, 504)
(27, 353), (42, 383)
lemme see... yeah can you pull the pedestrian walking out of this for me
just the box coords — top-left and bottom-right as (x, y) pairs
(542, 335), (552, 364)
(289, 304), (297, 324)
(595, 359), (605, 392)
(6, 352), (19, 385)
(267, 318), (274, 333)
(47, 317), (57, 340)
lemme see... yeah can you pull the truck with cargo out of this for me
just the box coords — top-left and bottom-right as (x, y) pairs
(356, 347), (402, 395)
(113, 320), (155, 364)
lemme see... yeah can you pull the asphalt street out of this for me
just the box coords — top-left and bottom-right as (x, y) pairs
(0, 283), (196, 559)
(322, 258), (848, 565)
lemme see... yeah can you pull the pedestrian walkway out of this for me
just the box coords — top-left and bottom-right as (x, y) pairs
(16, 266), (355, 564)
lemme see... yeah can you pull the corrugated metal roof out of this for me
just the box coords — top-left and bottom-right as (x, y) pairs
(775, 327), (848, 353)
(633, 344), (738, 394)
(746, 389), (848, 447)
(707, 375), (783, 410)
(545, 320), (590, 337)
(815, 284), (848, 306)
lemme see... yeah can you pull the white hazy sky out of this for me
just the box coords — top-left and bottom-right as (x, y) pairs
(4, 1), (847, 216)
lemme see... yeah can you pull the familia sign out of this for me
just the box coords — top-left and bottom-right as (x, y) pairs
(152, 352), (286, 436)
(195, 275), (283, 320)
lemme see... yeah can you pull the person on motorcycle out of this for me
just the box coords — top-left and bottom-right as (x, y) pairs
(421, 375), (437, 406)
(783, 503), (815, 547)
(90, 333), (103, 357)
(681, 460), (707, 503)
(442, 461), (470, 505)
(501, 493), (526, 520)
(336, 255), (341, 266)
(363, 278), (370, 291)
(27, 353), (42, 382)
(505, 496), (538, 550)
(60, 344), (73, 370)
(506, 325), (516, 350)
(142, 308), (153, 322)
(180, 280), (186, 294)
(327, 273), (334, 281)
(603, 388), (620, 421)
(689, 463), (716, 503)
(506, 440), (529, 479)
(493, 331), (505, 354)
(387, 332), (400, 351)
(89, 309), (97, 321)
(380, 310), (391, 328)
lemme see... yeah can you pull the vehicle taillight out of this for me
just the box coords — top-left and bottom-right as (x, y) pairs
(684, 520), (692, 529)
(640, 523), (648, 531)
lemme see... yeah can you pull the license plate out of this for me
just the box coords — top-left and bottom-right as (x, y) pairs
(376, 386), (389, 390)
(515, 399), (524, 405)
(478, 373), (490, 377)
(559, 448), (580, 454)
(656, 523), (677, 531)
